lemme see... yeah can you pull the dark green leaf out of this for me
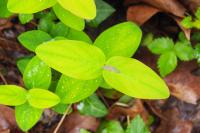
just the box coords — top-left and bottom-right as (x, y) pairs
(158, 51), (177, 77)
(15, 103), (43, 131)
(192, 32), (200, 42)
(0, 85), (27, 106)
(148, 37), (174, 54)
(38, 17), (55, 33)
(77, 94), (108, 117)
(125, 115), (149, 133)
(56, 75), (100, 103)
(53, 103), (69, 114)
(16, 56), (33, 74)
(18, 30), (52, 52)
(50, 22), (69, 37)
(94, 22), (142, 59)
(88, 0), (115, 27)
(194, 43), (200, 63)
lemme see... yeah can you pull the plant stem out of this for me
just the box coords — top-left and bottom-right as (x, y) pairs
(53, 104), (72, 133)
(127, 115), (130, 126)
(0, 71), (7, 84)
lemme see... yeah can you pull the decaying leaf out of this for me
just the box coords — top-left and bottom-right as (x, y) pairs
(164, 61), (200, 104)
(179, 0), (200, 13)
(125, 0), (186, 17)
(0, 105), (18, 132)
(155, 108), (193, 133)
(107, 99), (149, 122)
(57, 112), (99, 133)
(127, 5), (159, 25)
(126, 0), (191, 39)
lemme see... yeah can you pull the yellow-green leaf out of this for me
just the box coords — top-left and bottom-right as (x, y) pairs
(94, 22), (142, 59)
(23, 56), (52, 89)
(36, 40), (106, 80)
(0, 85), (27, 106)
(53, 3), (85, 31)
(57, 0), (96, 19)
(15, 103), (43, 131)
(103, 56), (169, 99)
(7, 0), (57, 13)
(27, 88), (60, 109)
(56, 75), (100, 103)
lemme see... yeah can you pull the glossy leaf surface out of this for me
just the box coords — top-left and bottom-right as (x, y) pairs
(103, 56), (169, 99)
(94, 22), (142, 59)
(36, 40), (106, 80)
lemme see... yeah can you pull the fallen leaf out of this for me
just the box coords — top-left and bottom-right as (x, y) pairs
(127, 5), (159, 25)
(164, 61), (200, 104)
(57, 111), (99, 133)
(125, 0), (186, 17)
(107, 99), (149, 122)
(0, 105), (18, 132)
(126, 0), (190, 39)
(179, 0), (200, 13)
(155, 108), (193, 133)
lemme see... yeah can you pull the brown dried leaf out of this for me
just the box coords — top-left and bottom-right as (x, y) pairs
(125, 0), (186, 17)
(127, 5), (159, 25)
(155, 108), (193, 133)
(107, 99), (149, 122)
(58, 112), (99, 133)
(164, 61), (200, 104)
(0, 105), (17, 132)
(179, 0), (200, 13)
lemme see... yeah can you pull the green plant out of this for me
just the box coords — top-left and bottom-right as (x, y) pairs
(0, 21), (169, 131)
(97, 115), (149, 133)
(181, 7), (200, 29)
(147, 32), (195, 77)
(0, 0), (171, 132)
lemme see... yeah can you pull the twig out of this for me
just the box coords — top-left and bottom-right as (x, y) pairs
(53, 104), (72, 133)
(127, 115), (130, 126)
(97, 90), (109, 108)
(0, 71), (7, 84)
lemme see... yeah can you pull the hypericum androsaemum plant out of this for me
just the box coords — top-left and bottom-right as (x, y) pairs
(0, 21), (170, 131)
(147, 32), (195, 77)
(1, 0), (169, 131)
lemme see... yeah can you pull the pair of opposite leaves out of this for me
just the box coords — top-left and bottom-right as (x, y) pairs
(35, 22), (170, 100)
(7, 0), (96, 19)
